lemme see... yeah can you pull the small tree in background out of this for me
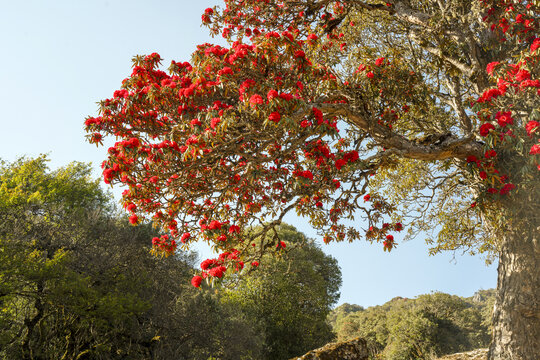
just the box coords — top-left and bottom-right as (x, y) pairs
(332, 292), (493, 359)
(222, 224), (341, 359)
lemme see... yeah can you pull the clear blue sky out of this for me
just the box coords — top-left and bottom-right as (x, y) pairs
(0, 0), (496, 307)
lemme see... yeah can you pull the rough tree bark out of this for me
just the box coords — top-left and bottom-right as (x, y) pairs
(290, 336), (370, 360)
(489, 207), (540, 360)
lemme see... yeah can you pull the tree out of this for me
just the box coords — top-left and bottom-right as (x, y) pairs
(333, 292), (492, 359)
(328, 303), (365, 330)
(85, 1), (539, 358)
(0, 157), (262, 359)
(221, 224), (341, 359)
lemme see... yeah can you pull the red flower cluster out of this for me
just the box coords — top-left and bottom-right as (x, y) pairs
(268, 111), (281, 123)
(293, 169), (314, 181)
(191, 275), (203, 287)
(471, 16), (539, 200)
(192, 249), (246, 286)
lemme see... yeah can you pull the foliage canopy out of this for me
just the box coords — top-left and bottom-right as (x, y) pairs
(84, 1), (539, 358)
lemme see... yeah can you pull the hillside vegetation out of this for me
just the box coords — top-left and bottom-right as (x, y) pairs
(0, 157), (340, 360)
(329, 290), (495, 360)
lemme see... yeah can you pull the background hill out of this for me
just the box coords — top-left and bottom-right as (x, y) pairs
(329, 290), (495, 360)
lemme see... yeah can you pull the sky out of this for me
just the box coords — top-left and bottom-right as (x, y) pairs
(0, 0), (497, 307)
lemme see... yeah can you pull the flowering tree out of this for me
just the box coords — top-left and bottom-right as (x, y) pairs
(85, 1), (539, 358)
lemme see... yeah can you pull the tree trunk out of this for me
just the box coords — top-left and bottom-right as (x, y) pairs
(488, 207), (540, 359)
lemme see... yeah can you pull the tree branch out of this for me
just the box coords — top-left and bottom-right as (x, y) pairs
(303, 103), (482, 160)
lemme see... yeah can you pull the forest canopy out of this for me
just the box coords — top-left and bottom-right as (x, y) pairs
(0, 156), (340, 359)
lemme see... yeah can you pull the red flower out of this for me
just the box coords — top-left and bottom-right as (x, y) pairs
(500, 183), (515, 195)
(335, 158), (347, 170)
(386, 234), (394, 241)
(487, 188), (499, 194)
(530, 144), (540, 155)
(485, 150), (497, 158)
(235, 261), (244, 271)
(208, 265), (226, 278)
(383, 238), (395, 251)
(126, 137), (140, 148)
(186, 135), (199, 145)
(495, 111), (513, 127)
(251, 261), (259, 267)
(249, 94), (264, 106)
(525, 121), (539, 136)
(268, 112), (281, 123)
(228, 225), (240, 234)
(486, 62), (499, 75)
(201, 259), (216, 270)
(466, 155), (478, 163)
(267, 89), (278, 100)
(479, 171), (488, 179)
(191, 275), (203, 288)
(217, 234), (227, 242)
(375, 57), (385, 66)
(210, 118), (221, 129)
(363, 194), (371, 202)
(303, 170), (313, 180)
(344, 150), (359, 162)
(129, 214), (138, 224)
(366, 71), (374, 79)
(477, 88), (501, 103)
(279, 93), (293, 101)
(312, 107), (323, 124)
(394, 223), (403, 231)
(479, 123), (495, 136)
(294, 50), (305, 58)
(84, 117), (99, 126)
(531, 38), (540, 53)
(90, 133), (102, 143)
(208, 220), (222, 230)
(515, 69), (531, 82)
(181, 232), (191, 243)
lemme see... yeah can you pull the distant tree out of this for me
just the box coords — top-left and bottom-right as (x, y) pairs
(414, 293), (491, 353)
(384, 303), (439, 360)
(335, 303), (389, 351)
(333, 292), (492, 359)
(221, 224), (342, 360)
(328, 303), (365, 329)
(470, 289), (497, 334)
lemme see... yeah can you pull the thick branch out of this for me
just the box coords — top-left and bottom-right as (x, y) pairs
(378, 134), (483, 161)
(305, 103), (482, 160)
(444, 76), (473, 133)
